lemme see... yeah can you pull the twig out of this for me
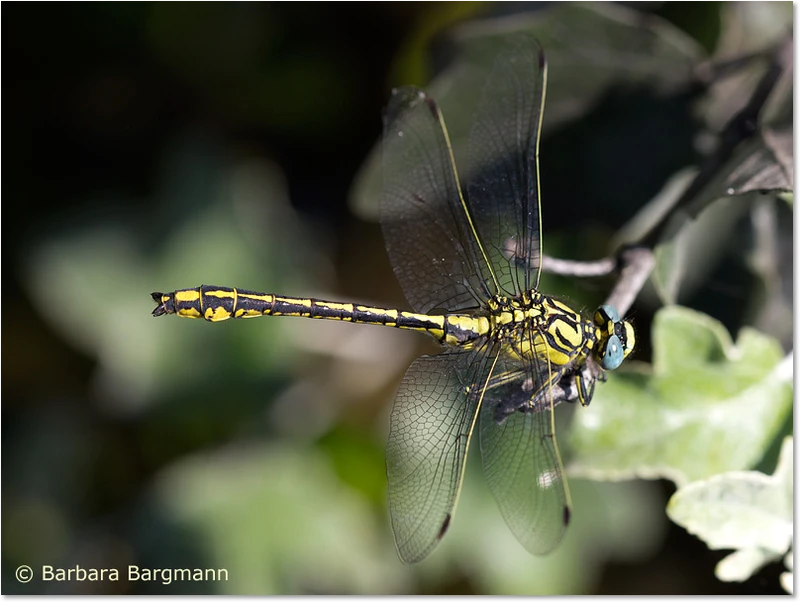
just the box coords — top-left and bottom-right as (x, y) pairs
(640, 34), (793, 247)
(544, 33), (793, 317)
(542, 246), (654, 317)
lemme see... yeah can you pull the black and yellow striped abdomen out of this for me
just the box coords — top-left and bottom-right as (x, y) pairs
(151, 285), (492, 346)
(152, 286), (608, 373)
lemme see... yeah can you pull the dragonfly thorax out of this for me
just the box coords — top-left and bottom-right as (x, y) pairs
(482, 292), (593, 370)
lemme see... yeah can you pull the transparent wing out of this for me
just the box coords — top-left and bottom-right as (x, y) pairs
(386, 344), (499, 563)
(479, 349), (571, 555)
(380, 87), (500, 313)
(467, 35), (547, 296)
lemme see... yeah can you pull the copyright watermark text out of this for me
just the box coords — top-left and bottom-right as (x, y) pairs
(15, 564), (229, 585)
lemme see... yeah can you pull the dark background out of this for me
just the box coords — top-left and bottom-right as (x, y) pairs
(2, 2), (791, 594)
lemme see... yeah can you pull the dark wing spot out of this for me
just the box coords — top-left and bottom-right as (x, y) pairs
(437, 514), (452, 539)
(425, 97), (440, 120)
(563, 505), (571, 526)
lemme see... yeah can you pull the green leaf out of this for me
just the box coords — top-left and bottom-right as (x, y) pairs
(666, 437), (793, 586)
(567, 306), (792, 486)
(144, 441), (409, 594)
(20, 138), (328, 414)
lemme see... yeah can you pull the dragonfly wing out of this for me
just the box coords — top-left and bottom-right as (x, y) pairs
(479, 355), (570, 555)
(466, 35), (547, 296)
(380, 86), (499, 313)
(386, 344), (499, 563)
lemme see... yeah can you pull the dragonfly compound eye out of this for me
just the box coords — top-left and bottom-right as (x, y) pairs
(594, 304), (619, 327)
(601, 334), (624, 370)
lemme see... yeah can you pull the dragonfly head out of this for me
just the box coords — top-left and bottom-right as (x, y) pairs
(593, 304), (635, 370)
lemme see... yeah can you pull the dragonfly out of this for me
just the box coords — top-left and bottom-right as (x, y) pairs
(151, 35), (635, 563)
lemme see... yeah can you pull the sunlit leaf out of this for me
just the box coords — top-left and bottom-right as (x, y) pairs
(568, 306), (792, 486)
(666, 437), (793, 586)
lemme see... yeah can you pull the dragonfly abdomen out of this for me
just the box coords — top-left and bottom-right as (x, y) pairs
(151, 285), (492, 343)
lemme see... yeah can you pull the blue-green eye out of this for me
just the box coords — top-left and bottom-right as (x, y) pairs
(599, 304), (619, 324)
(601, 334), (624, 370)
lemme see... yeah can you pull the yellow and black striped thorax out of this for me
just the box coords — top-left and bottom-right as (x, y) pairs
(482, 291), (597, 369)
(477, 292), (635, 377)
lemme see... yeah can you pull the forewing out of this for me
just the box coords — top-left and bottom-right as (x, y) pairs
(380, 87), (498, 313)
(386, 344), (498, 563)
(467, 35), (547, 296)
(479, 353), (571, 555)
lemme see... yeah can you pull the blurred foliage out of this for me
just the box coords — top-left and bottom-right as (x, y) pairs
(667, 436), (793, 587)
(569, 307), (792, 485)
(3, 1), (792, 595)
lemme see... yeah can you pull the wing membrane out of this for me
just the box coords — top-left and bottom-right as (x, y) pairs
(384, 35), (570, 562)
(479, 347), (570, 555)
(467, 36), (547, 296)
(380, 87), (499, 313)
(386, 344), (499, 563)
